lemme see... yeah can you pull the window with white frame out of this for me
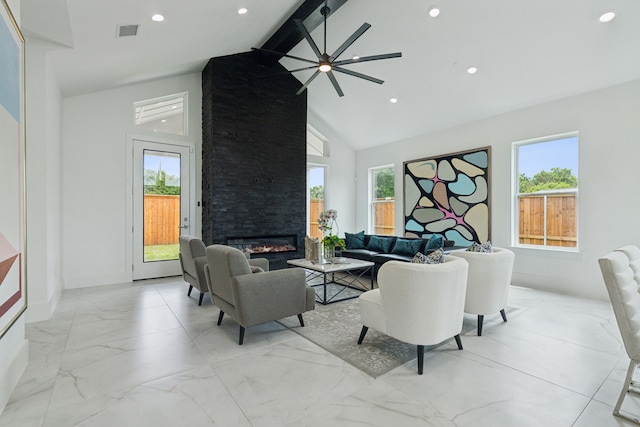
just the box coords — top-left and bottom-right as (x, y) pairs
(370, 165), (395, 235)
(307, 165), (326, 239)
(134, 92), (188, 136)
(514, 133), (579, 249)
(307, 124), (328, 157)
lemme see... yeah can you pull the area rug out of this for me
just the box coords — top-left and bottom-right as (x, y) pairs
(279, 286), (517, 378)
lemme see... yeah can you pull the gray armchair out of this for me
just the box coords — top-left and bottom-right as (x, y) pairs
(178, 235), (209, 305)
(204, 244), (315, 345)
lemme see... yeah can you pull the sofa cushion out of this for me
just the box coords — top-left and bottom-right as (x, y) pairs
(391, 238), (423, 256)
(367, 235), (394, 253)
(411, 248), (445, 264)
(425, 234), (445, 251)
(345, 231), (366, 249)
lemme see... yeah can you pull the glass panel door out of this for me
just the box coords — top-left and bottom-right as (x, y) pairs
(133, 139), (192, 280)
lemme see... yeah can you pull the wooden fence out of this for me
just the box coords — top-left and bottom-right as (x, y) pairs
(372, 199), (395, 235)
(309, 199), (325, 240)
(309, 198), (395, 238)
(519, 193), (576, 247)
(144, 194), (180, 245)
(145, 193), (574, 248)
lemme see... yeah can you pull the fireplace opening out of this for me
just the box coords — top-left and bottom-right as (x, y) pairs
(225, 235), (297, 254)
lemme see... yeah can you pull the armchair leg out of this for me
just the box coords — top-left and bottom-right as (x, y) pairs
(477, 315), (484, 336)
(217, 311), (224, 325)
(500, 309), (508, 322)
(239, 326), (245, 345)
(454, 334), (463, 350)
(357, 326), (369, 344)
(198, 292), (204, 306)
(614, 360), (640, 423)
(417, 345), (425, 375)
(297, 314), (305, 327)
(187, 285), (193, 296)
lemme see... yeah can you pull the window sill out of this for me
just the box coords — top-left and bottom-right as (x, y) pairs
(509, 245), (583, 260)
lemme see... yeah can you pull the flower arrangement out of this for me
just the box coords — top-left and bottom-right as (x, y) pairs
(318, 209), (346, 250)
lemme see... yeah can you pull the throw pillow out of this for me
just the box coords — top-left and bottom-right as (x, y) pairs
(411, 248), (445, 264)
(367, 235), (394, 253)
(391, 238), (423, 256)
(425, 234), (445, 250)
(345, 231), (366, 249)
(466, 241), (493, 253)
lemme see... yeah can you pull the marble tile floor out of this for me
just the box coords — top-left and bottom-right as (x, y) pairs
(2, 277), (640, 426)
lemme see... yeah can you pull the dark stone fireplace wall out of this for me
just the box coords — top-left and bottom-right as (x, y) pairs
(201, 52), (307, 269)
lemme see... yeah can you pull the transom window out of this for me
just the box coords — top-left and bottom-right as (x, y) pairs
(307, 125), (328, 157)
(134, 92), (187, 136)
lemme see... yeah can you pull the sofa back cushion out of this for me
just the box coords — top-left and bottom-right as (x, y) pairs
(424, 234), (445, 251)
(391, 238), (423, 256)
(367, 235), (395, 253)
(345, 231), (366, 249)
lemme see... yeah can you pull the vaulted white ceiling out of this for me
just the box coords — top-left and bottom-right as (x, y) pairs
(22, 0), (640, 150)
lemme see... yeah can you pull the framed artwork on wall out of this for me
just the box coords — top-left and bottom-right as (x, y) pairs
(404, 147), (491, 246)
(0, 0), (27, 339)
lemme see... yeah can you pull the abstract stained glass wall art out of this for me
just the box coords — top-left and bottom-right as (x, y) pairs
(0, 0), (26, 339)
(403, 147), (490, 247)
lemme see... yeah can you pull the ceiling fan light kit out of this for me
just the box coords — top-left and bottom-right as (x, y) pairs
(253, 4), (402, 97)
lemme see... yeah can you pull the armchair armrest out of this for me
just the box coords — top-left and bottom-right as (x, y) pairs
(193, 256), (209, 292)
(248, 257), (269, 272)
(232, 268), (310, 327)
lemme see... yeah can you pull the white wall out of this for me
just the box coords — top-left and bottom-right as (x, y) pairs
(307, 109), (356, 237)
(355, 79), (640, 300)
(25, 38), (64, 322)
(62, 73), (202, 289)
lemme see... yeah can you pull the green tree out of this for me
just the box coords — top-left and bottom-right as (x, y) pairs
(519, 167), (577, 193)
(374, 168), (394, 199)
(144, 169), (180, 195)
(310, 185), (324, 200)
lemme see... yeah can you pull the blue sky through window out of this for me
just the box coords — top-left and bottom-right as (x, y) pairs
(518, 136), (578, 178)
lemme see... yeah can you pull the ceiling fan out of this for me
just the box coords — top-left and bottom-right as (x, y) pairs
(252, 4), (402, 97)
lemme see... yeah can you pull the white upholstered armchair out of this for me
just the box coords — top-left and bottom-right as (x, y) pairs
(599, 245), (640, 424)
(204, 245), (315, 345)
(451, 247), (515, 336)
(357, 256), (469, 374)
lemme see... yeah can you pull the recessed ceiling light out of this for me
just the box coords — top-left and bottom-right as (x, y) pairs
(151, 14), (164, 22)
(390, 98), (398, 104)
(599, 10), (616, 23)
(352, 55), (360, 60)
(238, 8), (248, 15)
(161, 119), (167, 123)
(428, 6), (440, 18)
(466, 66), (478, 75)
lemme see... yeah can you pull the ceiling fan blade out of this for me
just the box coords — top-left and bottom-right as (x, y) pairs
(296, 70), (322, 95)
(288, 65), (322, 73)
(294, 19), (323, 60)
(332, 66), (384, 84)
(326, 71), (345, 97)
(262, 65), (319, 79)
(251, 47), (318, 66)
(329, 23), (371, 62)
(333, 52), (402, 66)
